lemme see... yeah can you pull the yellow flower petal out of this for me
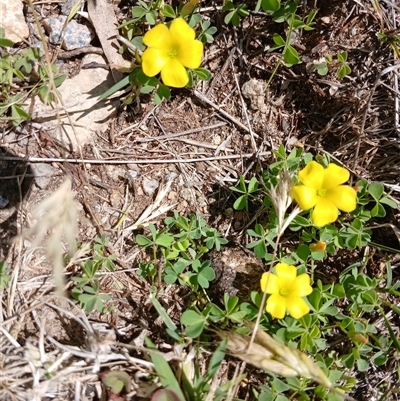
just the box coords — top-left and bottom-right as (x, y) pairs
(275, 263), (297, 281)
(298, 161), (324, 190)
(286, 297), (310, 319)
(321, 163), (350, 189)
(291, 274), (313, 297)
(326, 185), (357, 212)
(143, 23), (172, 48)
(260, 272), (278, 294)
(311, 197), (338, 226)
(291, 185), (317, 210)
(161, 58), (189, 88)
(266, 293), (287, 319)
(142, 48), (167, 77)
(169, 18), (195, 42)
(177, 39), (203, 68)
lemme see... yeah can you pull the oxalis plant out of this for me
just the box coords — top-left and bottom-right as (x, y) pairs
(132, 146), (399, 401)
(101, 2), (213, 105)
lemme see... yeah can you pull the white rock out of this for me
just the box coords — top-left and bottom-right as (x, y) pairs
(142, 178), (159, 196)
(0, 0), (30, 43)
(30, 54), (119, 151)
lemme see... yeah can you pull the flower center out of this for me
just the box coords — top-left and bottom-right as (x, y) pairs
(317, 188), (326, 197)
(168, 48), (178, 58)
(279, 287), (290, 297)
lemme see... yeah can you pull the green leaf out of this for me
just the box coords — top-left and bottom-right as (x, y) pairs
(140, 85), (155, 94)
(337, 64), (351, 78)
(11, 105), (30, 123)
(204, 340), (227, 381)
(371, 202), (386, 217)
(193, 67), (212, 81)
(136, 234), (152, 247)
(53, 74), (67, 87)
(199, 264), (215, 281)
(155, 84), (171, 104)
(150, 294), (182, 342)
(145, 338), (186, 401)
(379, 196), (397, 208)
(181, 309), (205, 326)
(131, 36), (146, 52)
(0, 38), (14, 47)
(272, 377), (291, 392)
(233, 194), (248, 210)
(131, 6), (147, 18)
(283, 45), (300, 66)
(224, 10), (239, 26)
(161, 5), (176, 18)
(337, 51), (348, 63)
(99, 74), (130, 100)
(164, 275), (178, 284)
(146, 11), (157, 25)
(368, 182), (384, 201)
(261, 0), (280, 13)
(356, 358), (369, 372)
(197, 273), (210, 288)
(254, 241), (267, 259)
(272, 33), (286, 47)
(316, 62), (329, 76)
(155, 234), (174, 248)
(248, 177), (259, 192)
(185, 321), (205, 338)
(296, 244), (310, 262)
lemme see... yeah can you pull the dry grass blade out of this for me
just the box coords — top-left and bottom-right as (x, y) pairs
(22, 179), (78, 295)
(217, 323), (355, 399)
(123, 177), (177, 231)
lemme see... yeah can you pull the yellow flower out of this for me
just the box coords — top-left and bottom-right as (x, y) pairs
(141, 18), (204, 88)
(291, 161), (357, 227)
(261, 263), (313, 319)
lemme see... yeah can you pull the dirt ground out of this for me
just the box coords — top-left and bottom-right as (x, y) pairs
(1, 0), (400, 400)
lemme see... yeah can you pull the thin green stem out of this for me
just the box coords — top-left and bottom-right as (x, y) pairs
(266, 11), (296, 87)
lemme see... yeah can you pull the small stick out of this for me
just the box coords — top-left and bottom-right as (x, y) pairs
(193, 90), (260, 137)
(0, 152), (271, 164)
(135, 122), (227, 143)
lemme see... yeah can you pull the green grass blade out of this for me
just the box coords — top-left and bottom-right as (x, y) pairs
(145, 337), (186, 401)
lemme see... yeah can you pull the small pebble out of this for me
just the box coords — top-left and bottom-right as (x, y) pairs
(31, 163), (59, 189)
(142, 178), (159, 196)
(180, 187), (192, 202)
(213, 135), (222, 146)
(128, 170), (141, 179)
(197, 195), (207, 207)
(0, 195), (9, 209)
(165, 171), (178, 181)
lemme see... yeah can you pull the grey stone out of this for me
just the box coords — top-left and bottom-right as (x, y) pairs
(61, 0), (82, 16)
(30, 54), (119, 151)
(42, 15), (95, 50)
(31, 163), (60, 189)
(0, 0), (30, 43)
(142, 178), (159, 196)
(0, 195), (9, 209)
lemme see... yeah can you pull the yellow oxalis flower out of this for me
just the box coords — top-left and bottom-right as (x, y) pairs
(260, 263), (313, 319)
(142, 18), (204, 88)
(291, 161), (357, 227)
